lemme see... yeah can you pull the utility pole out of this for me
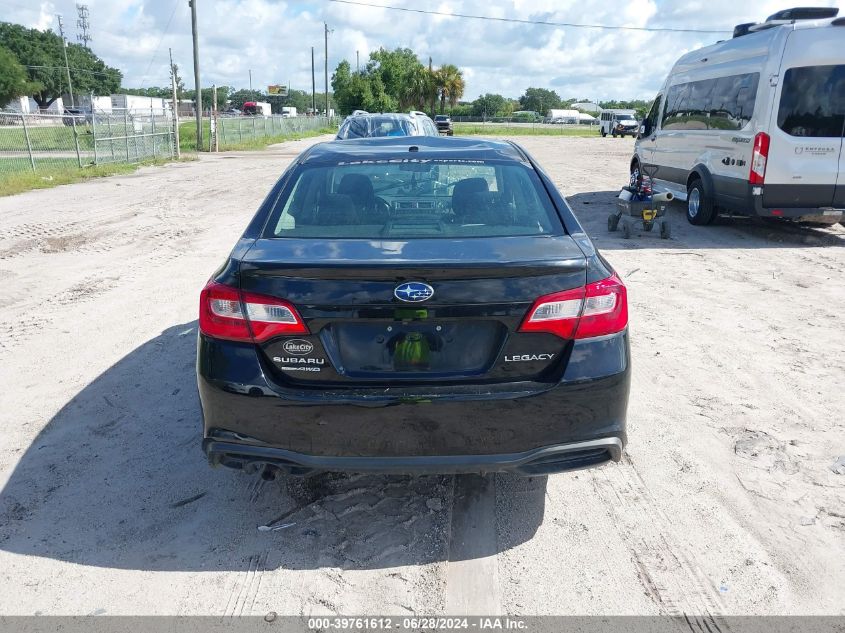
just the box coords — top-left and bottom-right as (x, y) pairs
(170, 47), (181, 159)
(249, 69), (252, 91)
(324, 22), (331, 117)
(211, 84), (218, 152)
(189, 0), (202, 150)
(429, 56), (434, 115)
(311, 47), (316, 115)
(356, 50), (359, 73)
(56, 15), (75, 108)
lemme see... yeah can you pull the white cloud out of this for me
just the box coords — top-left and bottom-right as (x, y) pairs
(2, 0), (842, 101)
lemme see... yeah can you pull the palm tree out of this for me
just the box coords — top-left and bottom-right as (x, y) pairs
(403, 64), (434, 111)
(436, 64), (465, 114)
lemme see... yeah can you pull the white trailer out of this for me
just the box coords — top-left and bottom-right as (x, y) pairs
(546, 109), (579, 124)
(110, 94), (170, 113)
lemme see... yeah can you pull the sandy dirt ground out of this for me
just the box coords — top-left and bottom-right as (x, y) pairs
(0, 135), (843, 618)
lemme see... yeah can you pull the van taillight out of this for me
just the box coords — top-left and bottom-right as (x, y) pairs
(749, 132), (770, 185)
(519, 273), (628, 340)
(199, 281), (308, 343)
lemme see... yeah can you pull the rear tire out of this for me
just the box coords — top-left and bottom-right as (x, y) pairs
(601, 129), (607, 137)
(621, 218), (632, 239)
(686, 179), (715, 225)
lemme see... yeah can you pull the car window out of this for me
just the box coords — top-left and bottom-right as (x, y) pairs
(643, 94), (662, 134)
(777, 65), (845, 137)
(338, 117), (413, 139)
(663, 73), (759, 131)
(264, 159), (563, 239)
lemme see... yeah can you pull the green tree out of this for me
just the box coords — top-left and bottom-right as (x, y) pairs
(0, 45), (39, 107)
(0, 22), (121, 109)
(471, 93), (508, 118)
(366, 47), (422, 108)
(519, 87), (562, 114)
(120, 86), (171, 98)
(436, 64), (465, 114)
(403, 64), (435, 111)
(332, 50), (463, 116)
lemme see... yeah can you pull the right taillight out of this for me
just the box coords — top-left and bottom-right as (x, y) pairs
(519, 273), (628, 340)
(749, 132), (770, 185)
(199, 281), (307, 343)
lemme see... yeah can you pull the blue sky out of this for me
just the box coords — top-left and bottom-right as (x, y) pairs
(1, 0), (843, 101)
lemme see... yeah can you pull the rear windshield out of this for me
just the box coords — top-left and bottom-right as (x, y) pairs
(263, 159), (563, 239)
(337, 117), (413, 139)
(777, 65), (845, 137)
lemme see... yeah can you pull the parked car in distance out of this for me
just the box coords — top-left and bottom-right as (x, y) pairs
(599, 110), (639, 137)
(434, 114), (454, 135)
(62, 107), (93, 126)
(198, 136), (630, 478)
(336, 111), (440, 139)
(632, 6), (845, 225)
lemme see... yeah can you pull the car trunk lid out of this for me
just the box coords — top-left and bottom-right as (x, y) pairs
(239, 235), (587, 384)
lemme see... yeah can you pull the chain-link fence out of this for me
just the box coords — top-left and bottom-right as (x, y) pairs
(214, 115), (335, 149)
(450, 115), (600, 129)
(0, 109), (176, 177)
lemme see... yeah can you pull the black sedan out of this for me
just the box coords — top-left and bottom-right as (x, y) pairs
(198, 136), (629, 477)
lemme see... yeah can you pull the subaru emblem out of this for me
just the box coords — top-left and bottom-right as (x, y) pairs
(394, 282), (434, 303)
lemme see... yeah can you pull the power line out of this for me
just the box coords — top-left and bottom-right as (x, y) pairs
(325, 0), (732, 34)
(138, 0), (182, 88)
(24, 64), (118, 77)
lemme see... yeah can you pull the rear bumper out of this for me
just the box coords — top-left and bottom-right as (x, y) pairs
(204, 436), (623, 476)
(748, 185), (843, 221)
(197, 331), (630, 474)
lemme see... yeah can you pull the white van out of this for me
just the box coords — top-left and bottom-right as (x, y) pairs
(599, 109), (638, 137)
(633, 7), (845, 225)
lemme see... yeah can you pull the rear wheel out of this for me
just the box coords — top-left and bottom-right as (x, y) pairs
(621, 218), (631, 239)
(601, 129), (607, 137)
(686, 179), (715, 225)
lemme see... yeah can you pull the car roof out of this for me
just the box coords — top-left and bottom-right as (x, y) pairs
(343, 112), (418, 121)
(301, 136), (529, 165)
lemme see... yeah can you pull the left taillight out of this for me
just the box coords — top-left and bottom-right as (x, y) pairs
(749, 132), (770, 185)
(518, 273), (628, 340)
(199, 281), (307, 343)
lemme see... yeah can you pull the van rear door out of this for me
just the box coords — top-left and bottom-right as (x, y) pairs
(764, 27), (845, 209)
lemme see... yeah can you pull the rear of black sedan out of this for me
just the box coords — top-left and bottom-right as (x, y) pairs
(198, 137), (630, 476)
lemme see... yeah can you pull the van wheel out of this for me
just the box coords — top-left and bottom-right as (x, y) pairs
(601, 129), (607, 137)
(686, 179), (715, 225)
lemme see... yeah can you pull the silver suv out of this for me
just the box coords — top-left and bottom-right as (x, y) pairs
(336, 110), (440, 139)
